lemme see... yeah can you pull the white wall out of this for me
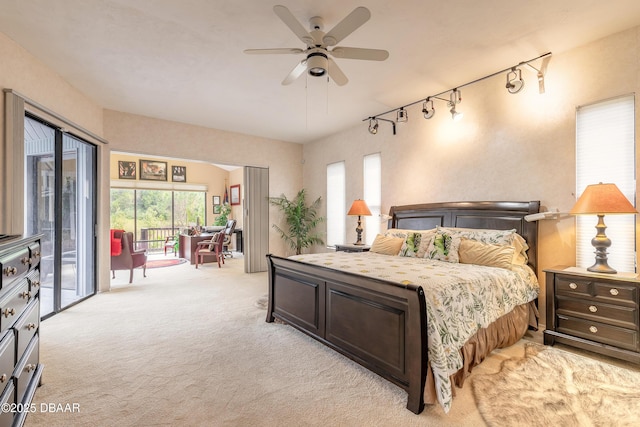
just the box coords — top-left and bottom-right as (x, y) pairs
(302, 26), (640, 322)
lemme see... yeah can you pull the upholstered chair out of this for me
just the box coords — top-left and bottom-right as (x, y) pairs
(110, 230), (147, 283)
(195, 232), (225, 268)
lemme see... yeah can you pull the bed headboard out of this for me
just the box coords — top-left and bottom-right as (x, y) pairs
(388, 201), (540, 273)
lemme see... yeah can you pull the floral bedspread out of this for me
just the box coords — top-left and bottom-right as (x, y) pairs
(289, 251), (539, 413)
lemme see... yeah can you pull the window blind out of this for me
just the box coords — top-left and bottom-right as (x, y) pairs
(326, 161), (346, 247)
(576, 94), (636, 272)
(363, 153), (381, 245)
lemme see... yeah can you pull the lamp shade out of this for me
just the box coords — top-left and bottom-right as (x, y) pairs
(570, 183), (637, 215)
(347, 199), (372, 216)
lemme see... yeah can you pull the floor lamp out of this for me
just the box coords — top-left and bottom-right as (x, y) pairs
(347, 199), (372, 245)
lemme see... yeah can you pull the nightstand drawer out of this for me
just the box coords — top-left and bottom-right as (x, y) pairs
(555, 275), (591, 298)
(557, 314), (638, 351)
(593, 282), (637, 304)
(557, 296), (636, 328)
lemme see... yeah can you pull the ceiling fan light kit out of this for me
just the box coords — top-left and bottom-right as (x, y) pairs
(244, 5), (389, 86)
(364, 53), (552, 135)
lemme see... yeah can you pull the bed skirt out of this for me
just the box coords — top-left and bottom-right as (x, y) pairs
(424, 300), (539, 404)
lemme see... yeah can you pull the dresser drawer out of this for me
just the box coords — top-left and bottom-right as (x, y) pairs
(0, 248), (30, 291)
(13, 300), (39, 360)
(0, 331), (15, 391)
(0, 381), (15, 427)
(27, 242), (41, 271)
(593, 281), (637, 304)
(556, 296), (637, 328)
(557, 314), (638, 351)
(555, 275), (592, 298)
(13, 335), (38, 406)
(0, 281), (30, 334)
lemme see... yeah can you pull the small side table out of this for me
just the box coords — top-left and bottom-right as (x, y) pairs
(335, 244), (371, 253)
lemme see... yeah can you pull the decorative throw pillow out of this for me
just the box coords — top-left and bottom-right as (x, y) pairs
(370, 234), (405, 256)
(458, 238), (515, 270)
(511, 234), (529, 265)
(398, 229), (436, 258)
(426, 230), (461, 263)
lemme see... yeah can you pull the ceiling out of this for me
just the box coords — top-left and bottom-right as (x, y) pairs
(2, 1), (640, 144)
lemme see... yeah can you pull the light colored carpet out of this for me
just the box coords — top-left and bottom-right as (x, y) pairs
(25, 256), (605, 427)
(472, 342), (640, 427)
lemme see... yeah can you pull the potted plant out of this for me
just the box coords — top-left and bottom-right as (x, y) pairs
(213, 203), (231, 226)
(269, 189), (324, 255)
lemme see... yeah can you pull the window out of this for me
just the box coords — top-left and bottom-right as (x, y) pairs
(363, 153), (381, 245)
(326, 161), (346, 246)
(576, 94), (636, 272)
(110, 189), (206, 251)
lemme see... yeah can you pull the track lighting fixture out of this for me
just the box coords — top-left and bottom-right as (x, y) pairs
(422, 98), (435, 119)
(448, 89), (463, 121)
(505, 67), (524, 94)
(362, 52), (551, 135)
(368, 118), (378, 134)
(396, 108), (408, 122)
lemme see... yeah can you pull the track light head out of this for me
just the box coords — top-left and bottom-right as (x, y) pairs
(506, 67), (524, 94)
(396, 108), (408, 123)
(368, 118), (379, 134)
(450, 106), (463, 121)
(422, 99), (435, 119)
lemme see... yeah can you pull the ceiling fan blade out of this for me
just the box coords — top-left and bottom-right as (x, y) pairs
(322, 7), (370, 47)
(282, 60), (308, 85)
(244, 48), (304, 55)
(331, 47), (389, 61)
(328, 58), (348, 86)
(273, 5), (314, 46)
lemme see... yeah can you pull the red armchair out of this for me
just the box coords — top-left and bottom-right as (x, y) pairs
(110, 230), (147, 283)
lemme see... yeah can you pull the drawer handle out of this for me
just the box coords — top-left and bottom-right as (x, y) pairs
(2, 308), (15, 318)
(26, 323), (36, 331)
(25, 364), (36, 373)
(588, 305), (598, 313)
(19, 291), (31, 299)
(610, 288), (619, 296)
(569, 282), (578, 290)
(589, 326), (598, 334)
(31, 280), (41, 288)
(3, 266), (17, 276)
(0, 374), (6, 383)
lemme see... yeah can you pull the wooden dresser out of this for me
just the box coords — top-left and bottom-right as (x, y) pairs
(544, 266), (640, 364)
(0, 235), (44, 427)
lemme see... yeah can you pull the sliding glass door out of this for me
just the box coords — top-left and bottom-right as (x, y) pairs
(25, 115), (97, 317)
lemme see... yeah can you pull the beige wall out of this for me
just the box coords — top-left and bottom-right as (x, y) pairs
(302, 26), (640, 323)
(110, 152), (232, 226)
(103, 110), (303, 264)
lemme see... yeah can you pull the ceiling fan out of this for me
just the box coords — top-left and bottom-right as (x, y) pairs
(244, 5), (389, 86)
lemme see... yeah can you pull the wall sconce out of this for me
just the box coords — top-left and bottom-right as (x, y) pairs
(506, 67), (524, 94)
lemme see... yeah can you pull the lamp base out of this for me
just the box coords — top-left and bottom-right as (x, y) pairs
(588, 214), (617, 274)
(587, 261), (617, 274)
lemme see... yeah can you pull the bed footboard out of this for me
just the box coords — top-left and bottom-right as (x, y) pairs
(266, 254), (428, 414)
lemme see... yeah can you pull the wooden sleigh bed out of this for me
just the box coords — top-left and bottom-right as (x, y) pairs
(266, 201), (540, 414)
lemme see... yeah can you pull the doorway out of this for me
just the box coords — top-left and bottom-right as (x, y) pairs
(25, 115), (97, 318)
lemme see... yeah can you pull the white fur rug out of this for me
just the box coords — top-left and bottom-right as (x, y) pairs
(472, 343), (640, 427)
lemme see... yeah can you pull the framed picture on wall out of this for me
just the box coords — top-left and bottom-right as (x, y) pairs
(230, 184), (241, 205)
(172, 166), (186, 182)
(213, 195), (221, 213)
(118, 161), (136, 180)
(140, 160), (168, 181)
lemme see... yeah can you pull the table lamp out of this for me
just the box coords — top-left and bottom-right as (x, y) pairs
(570, 182), (637, 274)
(347, 199), (372, 245)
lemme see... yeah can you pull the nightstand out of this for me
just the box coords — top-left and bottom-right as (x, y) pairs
(334, 244), (371, 253)
(544, 266), (640, 363)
